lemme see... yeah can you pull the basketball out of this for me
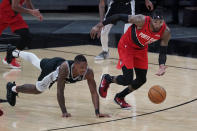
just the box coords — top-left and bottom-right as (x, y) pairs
(148, 85), (166, 104)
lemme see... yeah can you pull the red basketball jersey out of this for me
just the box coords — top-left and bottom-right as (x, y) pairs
(128, 16), (166, 49)
(116, 16), (167, 69)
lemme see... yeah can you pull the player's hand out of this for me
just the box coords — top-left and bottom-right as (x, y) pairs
(155, 65), (167, 76)
(145, 0), (154, 11)
(96, 113), (110, 118)
(62, 112), (71, 118)
(90, 22), (103, 39)
(30, 9), (43, 21)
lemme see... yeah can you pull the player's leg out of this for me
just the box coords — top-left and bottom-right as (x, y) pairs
(13, 50), (41, 70)
(5, 58), (64, 106)
(5, 45), (41, 70)
(14, 28), (32, 50)
(99, 39), (134, 98)
(113, 66), (134, 109)
(95, 24), (113, 60)
(6, 82), (41, 106)
(3, 14), (30, 68)
(10, 15), (30, 50)
(98, 65), (134, 97)
(131, 47), (148, 91)
(117, 47), (148, 96)
(95, 1), (114, 60)
(114, 67), (147, 109)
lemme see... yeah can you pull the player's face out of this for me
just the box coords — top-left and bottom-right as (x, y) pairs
(76, 61), (88, 75)
(151, 19), (164, 32)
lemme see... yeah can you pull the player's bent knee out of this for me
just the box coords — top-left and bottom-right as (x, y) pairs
(36, 81), (49, 92)
(116, 75), (133, 86)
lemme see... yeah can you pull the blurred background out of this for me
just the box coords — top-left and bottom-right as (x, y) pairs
(1, 0), (197, 57)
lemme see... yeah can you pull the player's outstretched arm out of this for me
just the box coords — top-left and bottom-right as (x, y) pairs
(86, 69), (110, 118)
(90, 14), (145, 39)
(12, 0), (43, 21)
(57, 62), (71, 117)
(156, 27), (171, 76)
(90, 14), (129, 39)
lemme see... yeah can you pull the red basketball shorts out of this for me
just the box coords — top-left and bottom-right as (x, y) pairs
(117, 39), (148, 70)
(0, 14), (28, 35)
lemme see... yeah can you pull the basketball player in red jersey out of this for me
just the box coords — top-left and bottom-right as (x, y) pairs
(0, 0), (43, 68)
(90, 11), (171, 109)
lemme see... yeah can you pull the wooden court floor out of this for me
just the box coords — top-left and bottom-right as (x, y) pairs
(0, 45), (197, 131)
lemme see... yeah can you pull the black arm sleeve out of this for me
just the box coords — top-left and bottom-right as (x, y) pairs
(102, 14), (129, 26)
(158, 46), (167, 65)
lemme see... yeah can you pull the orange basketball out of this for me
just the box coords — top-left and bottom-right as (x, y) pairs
(148, 85), (166, 104)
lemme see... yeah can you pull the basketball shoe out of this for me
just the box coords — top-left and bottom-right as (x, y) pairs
(99, 74), (112, 98)
(3, 58), (21, 69)
(2, 44), (21, 69)
(114, 94), (131, 109)
(6, 82), (18, 106)
(95, 51), (109, 60)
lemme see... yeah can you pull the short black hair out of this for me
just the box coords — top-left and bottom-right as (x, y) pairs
(151, 9), (164, 20)
(74, 55), (87, 63)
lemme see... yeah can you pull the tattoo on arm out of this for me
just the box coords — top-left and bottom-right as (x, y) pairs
(57, 62), (68, 114)
(128, 14), (145, 27)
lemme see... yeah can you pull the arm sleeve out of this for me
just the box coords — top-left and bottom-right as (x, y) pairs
(102, 14), (129, 26)
(158, 46), (167, 65)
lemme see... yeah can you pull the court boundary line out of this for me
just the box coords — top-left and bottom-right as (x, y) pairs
(42, 48), (197, 71)
(45, 97), (197, 131)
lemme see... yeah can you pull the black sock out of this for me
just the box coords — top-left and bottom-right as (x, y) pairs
(116, 87), (132, 98)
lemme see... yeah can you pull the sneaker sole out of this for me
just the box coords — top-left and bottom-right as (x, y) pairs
(2, 59), (21, 69)
(113, 99), (131, 110)
(94, 56), (109, 60)
(95, 57), (105, 60)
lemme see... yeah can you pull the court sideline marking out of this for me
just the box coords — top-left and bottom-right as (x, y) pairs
(45, 98), (197, 131)
(43, 48), (197, 71)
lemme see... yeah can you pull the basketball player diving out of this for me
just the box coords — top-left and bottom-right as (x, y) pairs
(90, 11), (171, 109)
(5, 46), (109, 118)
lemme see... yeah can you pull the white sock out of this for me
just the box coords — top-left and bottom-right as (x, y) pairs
(14, 50), (41, 70)
(12, 50), (20, 58)
(11, 86), (17, 93)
